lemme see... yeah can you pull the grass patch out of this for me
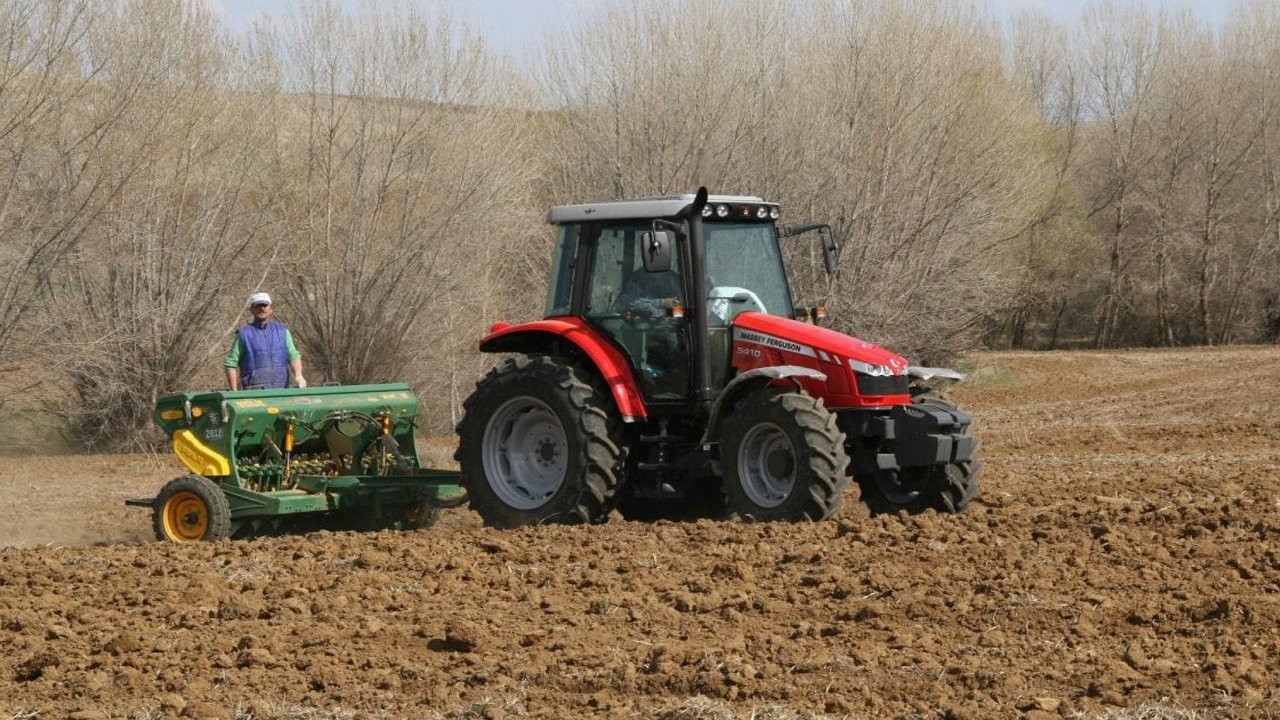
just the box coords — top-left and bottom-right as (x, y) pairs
(0, 403), (73, 454)
(954, 358), (1017, 388)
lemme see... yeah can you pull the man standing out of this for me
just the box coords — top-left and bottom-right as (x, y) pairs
(224, 291), (306, 390)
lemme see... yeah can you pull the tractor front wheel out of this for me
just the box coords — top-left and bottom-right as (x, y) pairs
(857, 388), (981, 514)
(153, 475), (231, 542)
(862, 461), (980, 515)
(720, 390), (849, 522)
(456, 355), (625, 527)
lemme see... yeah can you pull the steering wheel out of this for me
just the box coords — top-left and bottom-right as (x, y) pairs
(620, 297), (670, 331)
(708, 287), (767, 323)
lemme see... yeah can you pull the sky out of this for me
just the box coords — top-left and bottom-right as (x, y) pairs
(209, 0), (611, 59)
(209, 0), (1233, 60)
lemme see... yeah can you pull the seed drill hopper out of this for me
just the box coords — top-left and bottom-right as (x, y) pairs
(130, 383), (464, 541)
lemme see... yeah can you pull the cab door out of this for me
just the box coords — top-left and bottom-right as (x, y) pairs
(580, 221), (690, 402)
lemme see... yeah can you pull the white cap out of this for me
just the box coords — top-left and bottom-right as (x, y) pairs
(249, 292), (272, 307)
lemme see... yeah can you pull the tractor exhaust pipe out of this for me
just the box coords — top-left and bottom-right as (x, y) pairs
(686, 188), (715, 415)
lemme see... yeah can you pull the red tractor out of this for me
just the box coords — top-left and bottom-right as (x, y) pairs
(456, 188), (980, 525)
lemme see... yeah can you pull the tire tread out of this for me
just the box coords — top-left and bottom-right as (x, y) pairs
(152, 475), (232, 542)
(456, 355), (625, 527)
(721, 390), (850, 522)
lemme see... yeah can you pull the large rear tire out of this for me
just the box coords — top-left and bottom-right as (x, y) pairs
(720, 390), (849, 522)
(456, 355), (625, 527)
(153, 475), (231, 542)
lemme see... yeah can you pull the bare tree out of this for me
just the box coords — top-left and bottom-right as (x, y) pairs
(1192, 13), (1264, 345)
(537, 0), (1056, 362)
(1246, 3), (1280, 343)
(1077, 0), (1167, 347)
(1138, 15), (1207, 346)
(999, 9), (1093, 348)
(268, 1), (538, 429)
(42, 0), (280, 448)
(537, 0), (798, 201)
(788, 1), (1056, 360)
(0, 1), (112, 388)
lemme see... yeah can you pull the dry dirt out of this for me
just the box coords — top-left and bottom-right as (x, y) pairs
(2, 347), (1279, 719)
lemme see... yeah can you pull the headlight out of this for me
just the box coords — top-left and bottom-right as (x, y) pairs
(849, 359), (894, 376)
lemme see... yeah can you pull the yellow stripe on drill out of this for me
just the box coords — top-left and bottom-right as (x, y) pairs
(173, 429), (231, 477)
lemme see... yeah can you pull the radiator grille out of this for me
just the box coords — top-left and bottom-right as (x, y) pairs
(855, 373), (909, 397)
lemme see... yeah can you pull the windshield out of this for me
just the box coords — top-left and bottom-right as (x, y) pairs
(703, 222), (794, 323)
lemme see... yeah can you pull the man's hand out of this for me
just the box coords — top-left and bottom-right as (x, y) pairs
(296, 376), (307, 389)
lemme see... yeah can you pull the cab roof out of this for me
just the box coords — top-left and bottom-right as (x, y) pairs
(546, 193), (771, 224)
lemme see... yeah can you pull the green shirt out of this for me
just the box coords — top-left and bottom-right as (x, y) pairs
(223, 324), (302, 368)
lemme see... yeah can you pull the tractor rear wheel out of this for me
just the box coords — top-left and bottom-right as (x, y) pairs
(153, 475), (231, 542)
(456, 355), (625, 527)
(720, 390), (849, 522)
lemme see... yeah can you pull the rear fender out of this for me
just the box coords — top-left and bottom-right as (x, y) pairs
(480, 319), (648, 422)
(700, 366), (827, 445)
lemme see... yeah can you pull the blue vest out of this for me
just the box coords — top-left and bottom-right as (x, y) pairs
(238, 321), (289, 389)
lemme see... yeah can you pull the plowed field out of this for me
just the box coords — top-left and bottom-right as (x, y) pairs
(2, 347), (1279, 719)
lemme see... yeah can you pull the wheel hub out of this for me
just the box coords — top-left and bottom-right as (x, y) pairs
(736, 422), (796, 509)
(537, 438), (559, 465)
(482, 396), (569, 510)
(765, 448), (794, 479)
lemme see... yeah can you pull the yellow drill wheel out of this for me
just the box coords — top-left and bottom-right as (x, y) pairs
(152, 475), (231, 542)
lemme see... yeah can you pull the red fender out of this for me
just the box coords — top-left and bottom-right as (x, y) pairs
(480, 318), (648, 422)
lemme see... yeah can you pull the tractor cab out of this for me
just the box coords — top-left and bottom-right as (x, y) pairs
(544, 193), (796, 405)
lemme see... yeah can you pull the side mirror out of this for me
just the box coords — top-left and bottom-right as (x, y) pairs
(780, 222), (841, 275)
(821, 228), (840, 275)
(640, 229), (673, 273)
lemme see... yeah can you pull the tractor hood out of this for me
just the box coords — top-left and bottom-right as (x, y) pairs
(731, 312), (909, 376)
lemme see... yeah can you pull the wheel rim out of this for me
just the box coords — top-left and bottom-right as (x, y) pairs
(481, 396), (569, 510)
(736, 422), (796, 508)
(162, 491), (209, 541)
(876, 468), (925, 505)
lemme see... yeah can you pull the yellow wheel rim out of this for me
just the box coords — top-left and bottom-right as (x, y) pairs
(162, 491), (209, 541)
